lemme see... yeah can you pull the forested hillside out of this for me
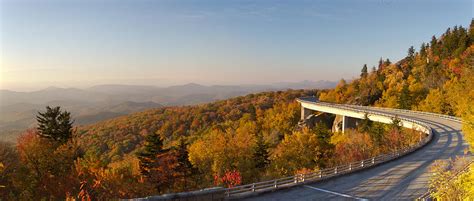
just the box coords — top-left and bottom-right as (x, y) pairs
(319, 20), (474, 199)
(320, 20), (474, 119)
(1, 20), (473, 200)
(77, 90), (315, 164)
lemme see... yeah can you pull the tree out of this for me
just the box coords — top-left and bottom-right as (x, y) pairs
(137, 132), (165, 177)
(358, 113), (372, 133)
(36, 106), (74, 143)
(398, 82), (412, 109)
(214, 169), (242, 188)
(420, 43), (427, 57)
(408, 46), (415, 58)
(175, 138), (195, 191)
(271, 129), (322, 175)
(390, 116), (402, 131)
(378, 57), (384, 70)
(253, 133), (269, 170)
(360, 64), (368, 78)
(137, 131), (180, 193)
(312, 123), (333, 168)
(430, 35), (438, 55)
(369, 122), (385, 147)
(331, 130), (374, 164)
(416, 88), (451, 115)
(0, 142), (19, 199)
(15, 129), (80, 199)
(469, 19), (474, 43)
(74, 156), (153, 200)
(188, 126), (256, 185)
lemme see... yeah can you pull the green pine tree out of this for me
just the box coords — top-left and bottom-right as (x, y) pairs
(369, 122), (385, 146)
(408, 46), (415, 58)
(253, 133), (269, 169)
(36, 106), (74, 143)
(469, 19), (474, 43)
(420, 43), (427, 57)
(390, 116), (403, 131)
(360, 64), (368, 78)
(358, 113), (372, 133)
(313, 123), (333, 168)
(398, 83), (412, 109)
(175, 137), (194, 191)
(137, 132), (165, 176)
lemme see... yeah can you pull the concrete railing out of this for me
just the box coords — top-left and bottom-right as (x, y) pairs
(343, 104), (462, 123)
(225, 99), (436, 198)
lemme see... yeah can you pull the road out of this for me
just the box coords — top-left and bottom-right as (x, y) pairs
(242, 106), (471, 201)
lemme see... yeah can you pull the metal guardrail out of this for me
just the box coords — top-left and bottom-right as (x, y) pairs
(226, 99), (439, 198)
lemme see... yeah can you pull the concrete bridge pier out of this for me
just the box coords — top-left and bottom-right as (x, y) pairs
(332, 115), (358, 133)
(301, 107), (313, 121)
(343, 115), (358, 133)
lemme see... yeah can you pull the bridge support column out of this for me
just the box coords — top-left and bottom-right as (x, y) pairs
(333, 115), (358, 133)
(301, 107), (312, 121)
(342, 116), (357, 133)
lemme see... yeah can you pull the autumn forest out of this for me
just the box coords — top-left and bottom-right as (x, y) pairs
(1, 20), (474, 200)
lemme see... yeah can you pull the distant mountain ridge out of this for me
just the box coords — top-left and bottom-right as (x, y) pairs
(0, 80), (336, 143)
(1, 80), (337, 106)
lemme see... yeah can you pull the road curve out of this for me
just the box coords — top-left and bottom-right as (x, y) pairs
(242, 103), (471, 201)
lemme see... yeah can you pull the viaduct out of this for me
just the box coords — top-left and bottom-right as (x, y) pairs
(134, 97), (471, 201)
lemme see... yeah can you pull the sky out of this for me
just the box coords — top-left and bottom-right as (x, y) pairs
(1, 0), (473, 91)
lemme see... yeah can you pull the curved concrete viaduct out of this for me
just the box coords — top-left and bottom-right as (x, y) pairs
(241, 97), (471, 201)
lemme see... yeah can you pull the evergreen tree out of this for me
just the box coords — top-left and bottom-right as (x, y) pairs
(469, 19), (474, 43)
(430, 36), (438, 55)
(378, 57), (384, 70)
(176, 138), (192, 172)
(360, 64), (368, 78)
(253, 133), (269, 169)
(358, 113), (372, 133)
(137, 132), (165, 176)
(420, 43), (427, 57)
(175, 137), (194, 191)
(36, 106), (74, 143)
(408, 46), (415, 58)
(369, 122), (385, 146)
(390, 116), (402, 131)
(398, 83), (411, 109)
(313, 123), (333, 168)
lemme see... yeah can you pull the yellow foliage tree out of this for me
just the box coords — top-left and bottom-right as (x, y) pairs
(188, 119), (257, 184)
(271, 128), (322, 176)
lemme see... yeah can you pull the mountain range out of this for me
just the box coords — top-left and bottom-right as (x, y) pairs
(0, 80), (336, 143)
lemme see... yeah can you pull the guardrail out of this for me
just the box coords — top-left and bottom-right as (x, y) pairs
(345, 104), (462, 123)
(226, 99), (437, 198)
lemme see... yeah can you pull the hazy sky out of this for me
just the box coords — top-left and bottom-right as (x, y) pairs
(1, 0), (472, 91)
